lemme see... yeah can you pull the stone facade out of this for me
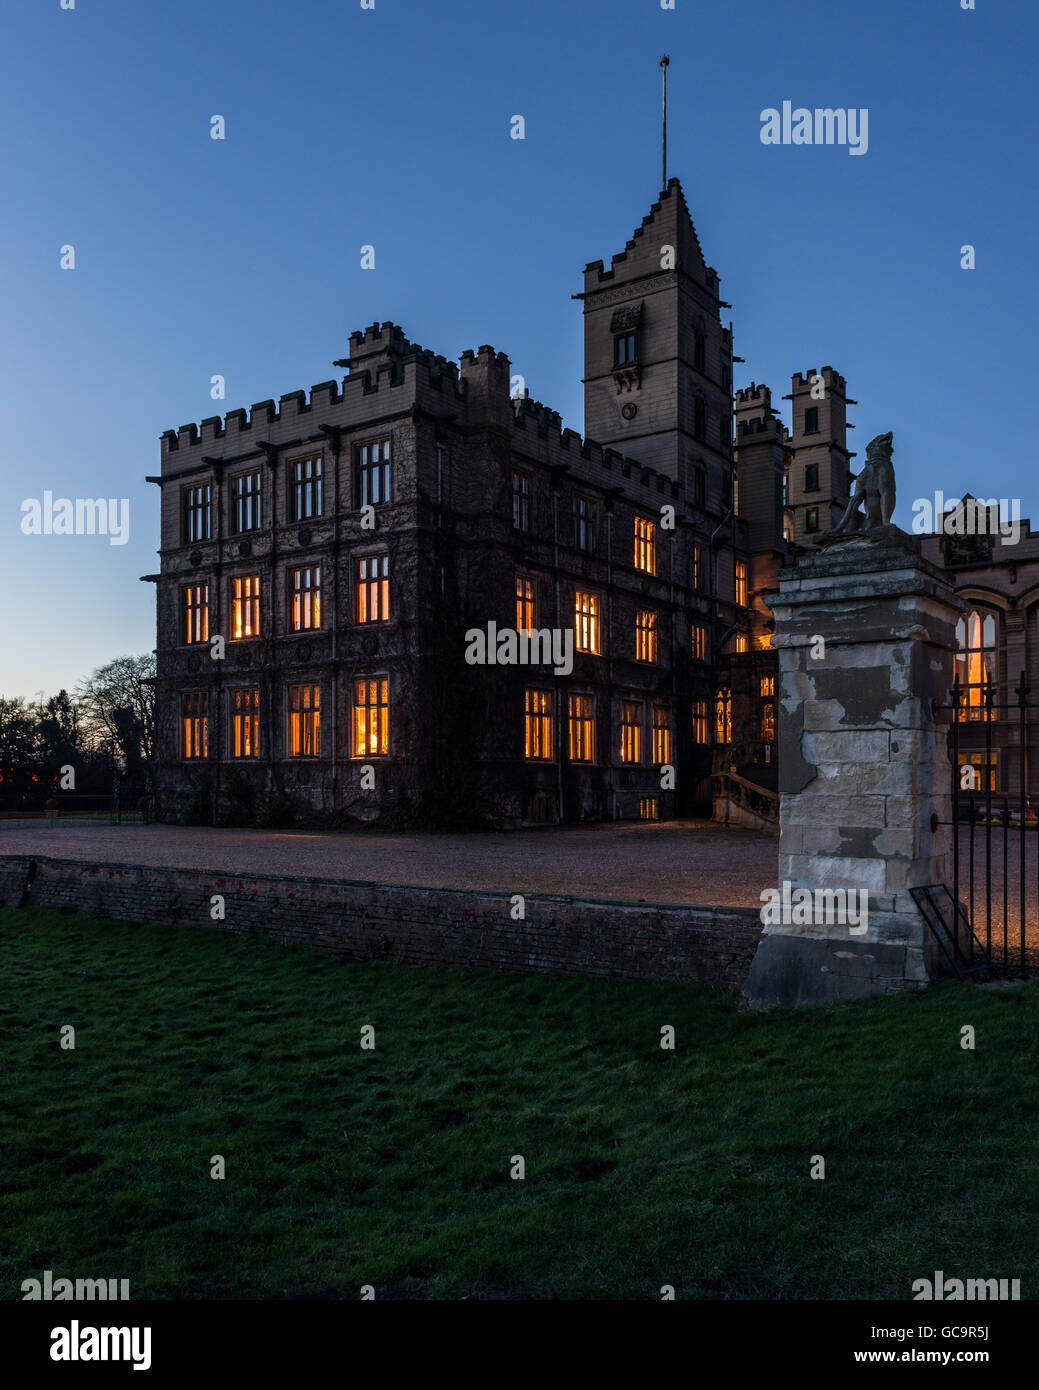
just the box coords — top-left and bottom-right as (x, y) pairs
(149, 180), (787, 830)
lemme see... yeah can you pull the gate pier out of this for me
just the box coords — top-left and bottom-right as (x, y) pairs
(744, 525), (963, 1005)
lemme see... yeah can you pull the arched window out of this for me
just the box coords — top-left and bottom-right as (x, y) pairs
(715, 687), (732, 745)
(693, 393), (706, 442)
(955, 610), (997, 721)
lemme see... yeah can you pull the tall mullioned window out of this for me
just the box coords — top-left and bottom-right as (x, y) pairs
(183, 484), (211, 544)
(574, 591), (600, 654)
(353, 677), (389, 757)
(512, 470), (531, 531)
(735, 561), (748, 607)
(292, 566), (321, 631)
(230, 575), (260, 639)
(955, 611), (997, 722)
(634, 516), (656, 574)
(568, 694), (595, 762)
(516, 575), (536, 632)
(357, 555), (390, 623)
(614, 332), (636, 366)
(181, 691), (208, 759)
(620, 700), (642, 764)
(636, 609), (657, 663)
(715, 688), (732, 746)
(524, 689), (553, 760)
(291, 455), (323, 521)
(183, 584), (209, 645)
(692, 700), (709, 745)
(288, 683), (320, 757)
(691, 621), (707, 662)
(231, 471), (262, 533)
(230, 688), (259, 759)
(692, 544), (702, 591)
(356, 439), (391, 507)
(761, 700), (775, 743)
(572, 493), (597, 552)
(651, 705), (672, 765)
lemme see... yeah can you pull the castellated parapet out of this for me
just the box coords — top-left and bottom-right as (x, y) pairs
(159, 324), (682, 506)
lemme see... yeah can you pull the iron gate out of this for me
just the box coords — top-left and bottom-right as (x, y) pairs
(915, 672), (1036, 978)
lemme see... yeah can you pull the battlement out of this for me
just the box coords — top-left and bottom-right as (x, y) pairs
(738, 416), (784, 439)
(511, 392), (563, 436)
(735, 382), (774, 409)
(160, 352), (470, 456)
(459, 344), (510, 369)
(348, 321), (410, 356)
(791, 365), (847, 395)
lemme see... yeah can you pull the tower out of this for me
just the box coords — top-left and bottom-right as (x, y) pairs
(575, 179), (735, 512)
(783, 367), (855, 543)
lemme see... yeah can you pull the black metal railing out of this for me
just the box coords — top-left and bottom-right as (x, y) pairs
(931, 672), (1035, 976)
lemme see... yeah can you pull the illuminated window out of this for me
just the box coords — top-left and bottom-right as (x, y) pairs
(230, 575), (260, 639)
(733, 632), (748, 653)
(524, 688), (553, 760)
(512, 470), (531, 531)
(735, 561), (748, 607)
(356, 439), (391, 507)
(805, 509), (820, 534)
(288, 683), (321, 757)
(572, 493), (597, 552)
(692, 544), (702, 591)
(183, 484), (211, 544)
(231, 471), (261, 533)
(692, 700), (709, 745)
(715, 687), (732, 746)
(516, 575), (536, 632)
(181, 691), (208, 759)
(357, 555), (390, 623)
(183, 584), (208, 645)
(955, 611), (997, 722)
(651, 704), (672, 765)
(353, 677), (389, 757)
(760, 674), (775, 697)
(230, 688), (259, 759)
(620, 700), (642, 764)
(291, 455), (323, 521)
(761, 701), (775, 742)
(575, 591), (600, 654)
(691, 622), (707, 662)
(634, 516), (656, 574)
(639, 796), (660, 821)
(292, 566), (321, 631)
(568, 693), (595, 762)
(636, 609), (657, 663)
(958, 750), (998, 793)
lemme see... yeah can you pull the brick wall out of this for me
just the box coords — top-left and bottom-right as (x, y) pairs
(0, 854), (760, 990)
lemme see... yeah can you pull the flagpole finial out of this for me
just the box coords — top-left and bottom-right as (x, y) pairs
(660, 56), (670, 191)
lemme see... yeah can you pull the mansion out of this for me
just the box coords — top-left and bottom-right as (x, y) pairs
(146, 179), (1033, 828)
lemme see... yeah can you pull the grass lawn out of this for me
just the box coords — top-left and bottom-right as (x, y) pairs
(2, 908), (1038, 1300)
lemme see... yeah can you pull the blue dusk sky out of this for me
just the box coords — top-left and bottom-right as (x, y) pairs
(1, 0), (1035, 697)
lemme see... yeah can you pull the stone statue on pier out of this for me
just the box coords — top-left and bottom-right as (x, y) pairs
(832, 430), (896, 533)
